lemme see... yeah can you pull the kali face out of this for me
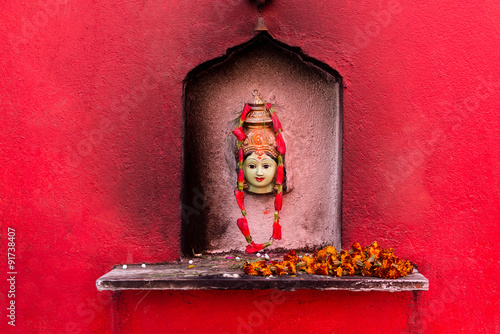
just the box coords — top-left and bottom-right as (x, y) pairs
(243, 152), (277, 194)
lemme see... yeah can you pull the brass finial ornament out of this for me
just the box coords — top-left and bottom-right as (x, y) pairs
(254, 16), (268, 31)
(244, 90), (272, 125)
(253, 0), (268, 32)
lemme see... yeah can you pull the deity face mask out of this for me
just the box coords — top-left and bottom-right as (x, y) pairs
(232, 90), (287, 249)
(243, 152), (277, 194)
(240, 91), (280, 194)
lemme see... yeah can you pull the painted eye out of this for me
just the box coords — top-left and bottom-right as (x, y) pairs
(263, 164), (271, 169)
(248, 164), (256, 169)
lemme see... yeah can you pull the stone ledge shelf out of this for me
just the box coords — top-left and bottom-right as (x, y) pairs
(96, 256), (429, 292)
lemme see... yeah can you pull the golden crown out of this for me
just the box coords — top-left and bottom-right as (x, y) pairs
(241, 90), (279, 158)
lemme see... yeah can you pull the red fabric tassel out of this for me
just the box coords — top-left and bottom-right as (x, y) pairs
(238, 148), (243, 163)
(275, 165), (284, 185)
(232, 126), (246, 141)
(241, 104), (251, 121)
(246, 241), (271, 253)
(276, 133), (286, 155)
(275, 190), (283, 212)
(234, 189), (245, 212)
(272, 220), (282, 240)
(271, 113), (282, 133)
(237, 217), (251, 241)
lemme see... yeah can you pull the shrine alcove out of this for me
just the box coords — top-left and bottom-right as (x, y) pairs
(182, 33), (342, 254)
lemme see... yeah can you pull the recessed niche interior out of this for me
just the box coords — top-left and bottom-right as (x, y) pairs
(183, 33), (342, 254)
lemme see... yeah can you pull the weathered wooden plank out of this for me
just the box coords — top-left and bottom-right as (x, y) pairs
(96, 257), (429, 292)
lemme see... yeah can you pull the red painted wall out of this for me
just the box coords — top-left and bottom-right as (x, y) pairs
(1, 0), (499, 333)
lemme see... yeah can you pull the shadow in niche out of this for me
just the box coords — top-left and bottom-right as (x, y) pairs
(181, 32), (343, 255)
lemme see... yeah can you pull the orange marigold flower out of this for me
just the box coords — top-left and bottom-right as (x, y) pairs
(259, 266), (272, 276)
(283, 250), (298, 264)
(341, 252), (352, 264)
(369, 241), (381, 257)
(241, 242), (415, 279)
(352, 242), (363, 253)
(400, 261), (414, 274)
(304, 263), (316, 275)
(363, 261), (372, 270)
(302, 255), (315, 267)
(343, 263), (356, 275)
(316, 249), (328, 262)
(243, 262), (258, 275)
(315, 264), (329, 275)
(270, 262), (287, 275)
(327, 256), (341, 270)
(325, 246), (338, 257)
(386, 268), (400, 279)
(352, 255), (363, 269)
(251, 260), (272, 276)
(285, 262), (297, 274)
(370, 248), (381, 258)
(361, 266), (372, 277)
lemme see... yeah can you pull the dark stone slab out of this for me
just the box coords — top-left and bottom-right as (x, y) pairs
(96, 255), (428, 292)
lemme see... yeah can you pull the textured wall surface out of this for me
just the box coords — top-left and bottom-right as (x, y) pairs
(1, 0), (499, 333)
(184, 36), (341, 253)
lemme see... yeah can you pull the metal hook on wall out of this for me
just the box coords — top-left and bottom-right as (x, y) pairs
(256, 0), (266, 12)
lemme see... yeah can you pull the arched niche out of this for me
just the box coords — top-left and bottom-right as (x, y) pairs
(182, 33), (342, 254)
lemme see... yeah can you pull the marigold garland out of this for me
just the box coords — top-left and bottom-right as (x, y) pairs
(232, 102), (285, 254)
(242, 242), (414, 279)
